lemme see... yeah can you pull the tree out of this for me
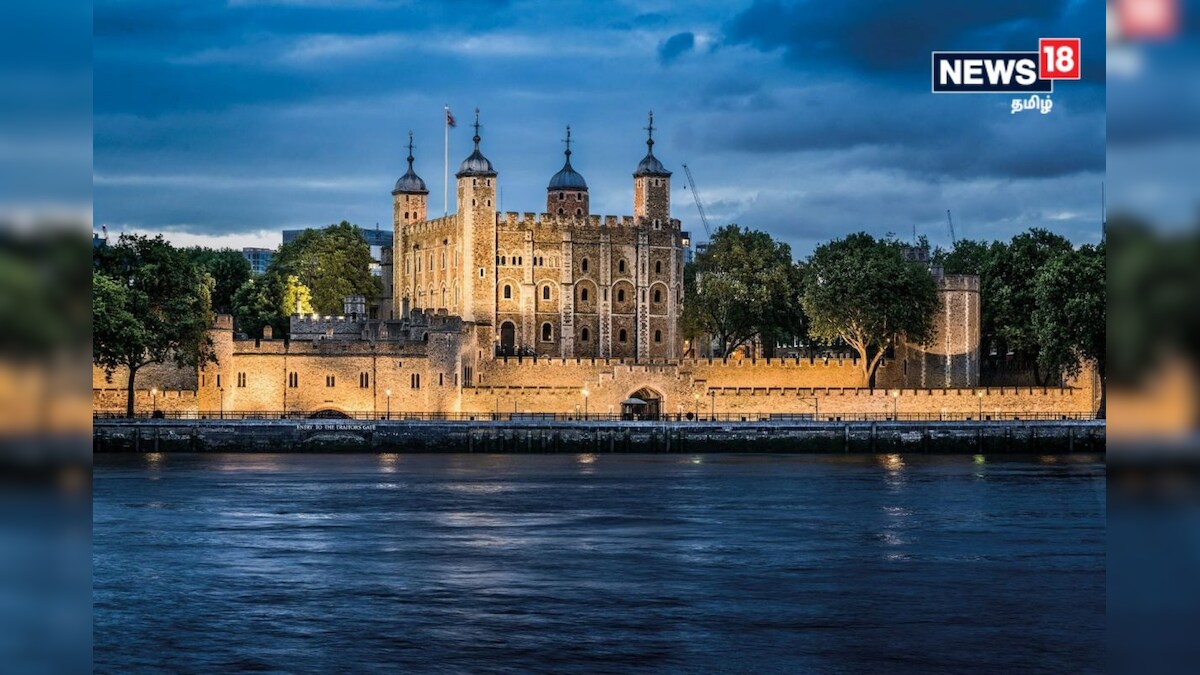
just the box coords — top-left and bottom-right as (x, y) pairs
(681, 225), (805, 357)
(1033, 242), (1106, 415)
(989, 229), (1073, 384)
(180, 247), (252, 314)
(271, 221), (379, 315)
(93, 235), (216, 417)
(802, 232), (939, 387)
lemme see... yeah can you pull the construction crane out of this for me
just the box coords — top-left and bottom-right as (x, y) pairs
(946, 209), (957, 244)
(681, 164), (712, 239)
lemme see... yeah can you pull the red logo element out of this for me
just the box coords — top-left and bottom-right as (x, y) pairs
(1038, 38), (1081, 80)
(1117, 0), (1179, 40)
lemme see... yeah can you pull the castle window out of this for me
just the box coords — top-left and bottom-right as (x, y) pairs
(487, 200), (492, 207)
(216, 374), (221, 389)
(439, 373), (444, 386)
(654, 330), (663, 343)
(411, 373), (420, 389)
(237, 372), (246, 388)
(359, 372), (369, 388)
(472, 199), (477, 206)
(580, 327), (590, 342)
(503, 284), (512, 299)
(618, 259), (626, 273)
(618, 329), (628, 343)
(404, 211), (409, 219)
(288, 372), (298, 388)
(559, 192), (565, 201)
(542, 285), (550, 300)
(581, 258), (589, 272)
(575, 209), (582, 216)
(558, 208), (564, 215)
(576, 193), (583, 201)
(518, 256), (523, 265)
(655, 260), (662, 274)
(541, 323), (553, 342)
(441, 252), (446, 269)
(653, 289), (662, 303)
(617, 289), (626, 302)
(326, 375), (336, 388)
(473, 178), (477, 186)
(480, 267), (485, 277)
(580, 287), (589, 302)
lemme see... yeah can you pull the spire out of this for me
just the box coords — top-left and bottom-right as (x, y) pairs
(634, 110), (671, 177)
(456, 107), (496, 177)
(548, 123), (587, 191)
(644, 110), (656, 155)
(393, 130), (428, 195)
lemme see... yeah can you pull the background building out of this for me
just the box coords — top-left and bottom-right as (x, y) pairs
(241, 247), (274, 274)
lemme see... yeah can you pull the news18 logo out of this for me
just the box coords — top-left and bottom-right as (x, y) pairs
(932, 38), (1081, 93)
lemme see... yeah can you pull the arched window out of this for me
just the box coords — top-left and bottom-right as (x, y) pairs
(581, 327), (590, 342)
(558, 208), (564, 215)
(581, 258), (589, 272)
(618, 329), (628, 343)
(617, 289), (625, 303)
(655, 260), (662, 274)
(541, 323), (553, 342)
(654, 330), (662, 343)
(618, 259), (626, 273)
(580, 287), (589, 302)
(559, 192), (565, 201)
(503, 285), (512, 299)
(653, 289), (662, 303)
(542, 285), (551, 300)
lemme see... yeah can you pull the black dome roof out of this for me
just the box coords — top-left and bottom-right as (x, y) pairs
(547, 126), (587, 191)
(634, 111), (671, 177)
(456, 109), (496, 178)
(392, 132), (428, 195)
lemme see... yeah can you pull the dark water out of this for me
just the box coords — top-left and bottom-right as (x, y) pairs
(93, 453), (1105, 674)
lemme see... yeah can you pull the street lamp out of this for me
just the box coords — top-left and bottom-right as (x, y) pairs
(977, 390), (984, 420)
(891, 390), (899, 420)
(693, 393), (700, 421)
(218, 386), (224, 418)
(582, 387), (589, 419)
(150, 388), (157, 417)
(709, 390), (716, 420)
(385, 388), (392, 420)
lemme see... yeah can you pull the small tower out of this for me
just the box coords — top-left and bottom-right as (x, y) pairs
(633, 110), (672, 224)
(392, 131), (428, 318)
(547, 125), (589, 217)
(455, 108), (498, 326)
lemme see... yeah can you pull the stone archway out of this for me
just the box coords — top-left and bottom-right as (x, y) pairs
(499, 321), (516, 356)
(309, 409), (351, 419)
(622, 387), (663, 421)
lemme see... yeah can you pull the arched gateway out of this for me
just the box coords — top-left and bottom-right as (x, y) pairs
(621, 387), (663, 421)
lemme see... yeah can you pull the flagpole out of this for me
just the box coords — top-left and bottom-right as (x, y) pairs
(444, 104), (449, 217)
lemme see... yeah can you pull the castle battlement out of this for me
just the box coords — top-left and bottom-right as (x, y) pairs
(494, 211), (682, 230)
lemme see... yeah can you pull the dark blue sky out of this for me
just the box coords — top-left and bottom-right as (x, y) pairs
(94, 0), (1106, 255)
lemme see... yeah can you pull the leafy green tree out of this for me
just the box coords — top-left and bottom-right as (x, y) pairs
(281, 274), (314, 317)
(801, 232), (939, 387)
(681, 225), (805, 357)
(231, 275), (282, 339)
(990, 229), (1073, 384)
(271, 221), (379, 315)
(1033, 242), (1106, 415)
(180, 247), (252, 314)
(92, 235), (216, 417)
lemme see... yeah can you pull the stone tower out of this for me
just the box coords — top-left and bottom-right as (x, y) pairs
(547, 125), (589, 216)
(456, 108), (498, 327)
(392, 131), (428, 319)
(633, 111), (671, 224)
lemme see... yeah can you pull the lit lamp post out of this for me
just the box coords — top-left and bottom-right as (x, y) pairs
(977, 390), (984, 420)
(709, 390), (716, 420)
(385, 389), (392, 420)
(582, 387), (589, 420)
(150, 388), (157, 418)
(218, 386), (224, 418)
(891, 390), (899, 420)
(693, 393), (700, 421)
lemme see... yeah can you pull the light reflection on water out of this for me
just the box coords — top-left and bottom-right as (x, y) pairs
(94, 452), (1105, 673)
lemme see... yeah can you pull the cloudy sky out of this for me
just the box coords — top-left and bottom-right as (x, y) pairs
(93, 0), (1106, 256)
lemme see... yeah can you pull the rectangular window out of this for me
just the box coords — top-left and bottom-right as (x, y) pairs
(216, 374), (221, 389)
(326, 375), (336, 388)
(411, 373), (421, 389)
(237, 372), (246, 388)
(438, 373), (444, 386)
(359, 372), (369, 388)
(288, 372), (298, 388)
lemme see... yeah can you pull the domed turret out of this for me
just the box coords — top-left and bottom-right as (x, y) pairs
(548, 126), (588, 191)
(456, 108), (496, 178)
(633, 111), (672, 178)
(547, 125), (590, 217)
(392, 132), (428, 195)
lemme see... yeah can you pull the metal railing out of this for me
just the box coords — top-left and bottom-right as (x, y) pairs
(93, 411), (1102, 423)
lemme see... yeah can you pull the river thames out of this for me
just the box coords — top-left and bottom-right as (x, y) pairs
(94, 453), (1104, 673)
